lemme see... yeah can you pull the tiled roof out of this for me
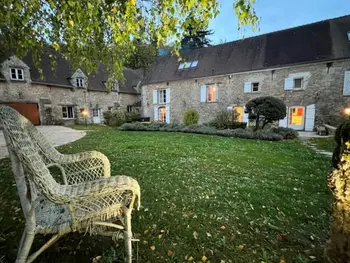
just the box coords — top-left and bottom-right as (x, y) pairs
(144, 15), (350, 84)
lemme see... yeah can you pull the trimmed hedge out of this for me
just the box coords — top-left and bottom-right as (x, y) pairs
(183, 109), (199, 125)
(119, 122), (284, 141)
(271, 127), (299, 140)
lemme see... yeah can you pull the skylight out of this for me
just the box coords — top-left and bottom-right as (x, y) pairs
(348, 31), (350, 41)
(178, 60), (199, 70)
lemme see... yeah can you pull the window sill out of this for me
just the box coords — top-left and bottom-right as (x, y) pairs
(204, 101), (218, 103)
(62, 118), (75, 120)
(285, 88), (305, 91)
(244, 91), (260, 94)
(10, 79), (26, 82)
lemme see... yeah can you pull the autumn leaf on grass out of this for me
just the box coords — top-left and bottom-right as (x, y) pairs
(92, 256), (101, 263)
(202, 255), (208, 262)
(220, 226), (226, 230)
(193, 231), (199, 239)
(167, 249), (174, 256)
(280, 258), (286, 263)
(150, 245), (156, 251)
(238, 244), (245, 250)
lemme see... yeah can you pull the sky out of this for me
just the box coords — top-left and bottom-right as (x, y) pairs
(209, 0), (350, 44)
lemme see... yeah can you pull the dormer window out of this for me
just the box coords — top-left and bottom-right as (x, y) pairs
(76, 78), (84, 87)
(10, 68), (24, 81)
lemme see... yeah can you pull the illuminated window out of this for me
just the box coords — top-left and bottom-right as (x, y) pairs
(207, 85), (217, 102)
(158, 107), (166, 123)
(158, 89), (167, 104)
(289, 107), (304, 125)
(234, 106), (244, 122)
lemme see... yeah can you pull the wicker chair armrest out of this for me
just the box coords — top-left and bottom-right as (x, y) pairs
(55, 151), (111, 184)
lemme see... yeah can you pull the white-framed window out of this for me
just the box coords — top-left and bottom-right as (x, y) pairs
(92, 108), (99, 117)
(293, 78), (303, 89)
(207, 85), (217, 102)
(244, 82), (260, 93)
(347, 31), (350, 41)
(158, 106), (166, 123)
(10, 68), (24, 80)
(158, 89), (167, 104)
(62, 106), (75, 119)
(76, 78), (84, 87)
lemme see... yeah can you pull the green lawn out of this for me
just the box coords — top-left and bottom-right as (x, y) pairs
(307, 137), (336, 153)
(0, 129), (332, 263)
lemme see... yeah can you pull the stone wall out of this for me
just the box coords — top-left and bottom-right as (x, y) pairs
(142, 59), (350, 126)
(0, 80), (137, 125)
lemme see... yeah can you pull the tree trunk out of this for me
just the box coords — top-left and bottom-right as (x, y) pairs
(326, 146), (350, 263)
(255, 115), (260, 131)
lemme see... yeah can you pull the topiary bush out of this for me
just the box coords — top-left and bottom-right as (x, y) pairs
(271, 127), (299, 140)
(119, 122), (285, 141)
(245, 96), (286, 130)
(183, 109), (199, 125)
(108, 110), (126, 127)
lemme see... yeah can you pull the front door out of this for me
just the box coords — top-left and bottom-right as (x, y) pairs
(92, 108), (101, 124)
(288, 106), (305, 130)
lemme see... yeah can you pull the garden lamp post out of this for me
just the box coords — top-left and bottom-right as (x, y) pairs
(81, 109), (88, 127)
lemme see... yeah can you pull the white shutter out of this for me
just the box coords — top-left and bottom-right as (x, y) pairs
(200, 85), (207, 102)
(166, 105), (170, 123)
(244, 82), (252, 93)
(284, 78), (294, 90)
(153, 90), (158, 104)
(343, 71), (350, 95)
(243, 106), (249, 126)
(166, 88), (171, 103)
(154, 106), (158, 121)
(305, 104), (315, 131)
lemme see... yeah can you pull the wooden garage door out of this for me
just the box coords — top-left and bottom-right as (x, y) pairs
(4, 103), (40, 125)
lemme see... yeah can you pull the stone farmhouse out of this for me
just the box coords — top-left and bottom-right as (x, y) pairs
(141, 15), (350, 131)
(0, 49), (142, 125)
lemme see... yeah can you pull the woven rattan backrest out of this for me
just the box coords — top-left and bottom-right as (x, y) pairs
(0, 106), (60, 207)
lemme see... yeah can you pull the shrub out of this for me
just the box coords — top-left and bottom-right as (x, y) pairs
(108, 110), (126, 127)
(271, 127), (299, 139)
(183, 109), (199, 125)
(125, 112), (140, 123)
(103, 111), (112, 125)
(245, 96), (286, 130)
(119, 122), (285, 141)
(209, 110), (239, 129)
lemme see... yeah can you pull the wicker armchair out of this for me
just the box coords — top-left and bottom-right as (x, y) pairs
(0, 106), (140, 263)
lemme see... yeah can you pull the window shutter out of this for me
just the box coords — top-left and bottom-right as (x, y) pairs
(244, 82), (252, 93)
(166, 88), (171, 103)
(200, 85), (207, 102)
(166, 105), (170, 123)
(279, 117), (288, 128)
(153, 90), (158, 104)
(343, 71), (350, 95)
(305, 104), (315, 131)
(154, 106), (158, 121)
(284, 78), (294, 90)
(243, 106), (249, 126)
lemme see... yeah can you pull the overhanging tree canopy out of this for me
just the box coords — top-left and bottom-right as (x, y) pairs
(0, 0), (258, 82)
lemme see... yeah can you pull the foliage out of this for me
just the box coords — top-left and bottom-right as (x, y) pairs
(183, 109), (199, 125)
(103, 110), (112, 125)
(124, 40), (157, 72)
(271, 127), (299, 140)
(119, 122), (285, 141)
(0, 129), (331, 262)
(125, 112), (140, 123)
(108, 110), (126, 127)
(209, 110), (240, 129)
(234, 0), (260, 32)
(332, 121), (350, 168)
(181, 23), (214, 50)
(0, 1), (258, 81)
(245, 96), (287, 130)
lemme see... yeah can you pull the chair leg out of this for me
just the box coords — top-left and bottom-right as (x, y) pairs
(16, 228), (35, 263)
(124, 211), (132, 263)
(26, 234), (62, 263)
